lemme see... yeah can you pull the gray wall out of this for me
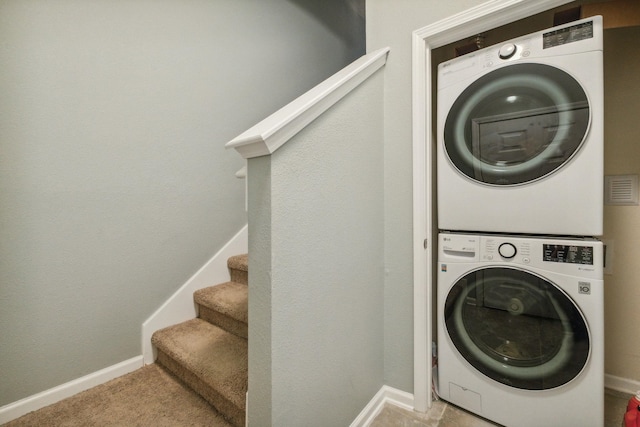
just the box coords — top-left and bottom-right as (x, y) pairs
(247, 68), (385, 426)
(0, 0), (364, 406)
(366, 0), (486, 393)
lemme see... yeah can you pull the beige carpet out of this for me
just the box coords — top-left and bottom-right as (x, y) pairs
(152, 318), (247, 426)
(3, 364), (233, 427)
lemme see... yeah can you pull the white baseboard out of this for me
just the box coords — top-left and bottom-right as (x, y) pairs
(141, 225), (248, 364)
(349, 375), (640, 427)
(350, 385), (415, 427)
(0, 356), (143, 425)
(606, 374), (640, 395)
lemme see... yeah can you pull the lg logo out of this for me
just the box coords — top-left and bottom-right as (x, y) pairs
(578, 282), (591, 295)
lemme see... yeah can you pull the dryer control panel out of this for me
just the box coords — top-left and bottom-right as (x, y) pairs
(437, 16), (603, 90)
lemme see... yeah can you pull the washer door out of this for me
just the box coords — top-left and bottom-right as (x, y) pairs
(443, 267), (590, 390)
(443, 63), (590, 185)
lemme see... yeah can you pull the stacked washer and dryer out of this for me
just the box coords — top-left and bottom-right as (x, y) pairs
(436, 16), (605, 427)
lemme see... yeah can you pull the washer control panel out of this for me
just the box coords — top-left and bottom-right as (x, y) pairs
(482, 237), (531, 264)
(542, 244), (594, 265)
(438, 233), (603, 278)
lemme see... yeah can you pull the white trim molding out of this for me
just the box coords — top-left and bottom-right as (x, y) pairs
(606, 374), (640, 395)
(142, 225), (248, 364)
(226, 47), (390, 159)
(411, 0), (574, 413)
(0, 356), (143, 424)
(349, 386), (414, 427)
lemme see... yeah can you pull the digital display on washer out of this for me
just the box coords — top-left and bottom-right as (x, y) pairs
(543, 21), (593, 49)
(543, 244), (594, 265)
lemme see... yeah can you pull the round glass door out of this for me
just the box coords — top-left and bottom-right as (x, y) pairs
(443, 63), (590, 185)
(443, 267), (590, 390)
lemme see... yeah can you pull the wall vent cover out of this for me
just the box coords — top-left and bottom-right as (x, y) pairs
(604, 174), (639, 205)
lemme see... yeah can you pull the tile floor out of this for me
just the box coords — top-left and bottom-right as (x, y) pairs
(370, 388), (632, 426)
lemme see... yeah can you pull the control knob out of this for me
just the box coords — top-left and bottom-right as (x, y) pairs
(498, 43), (517, 59)
(499, 243), (517, 259)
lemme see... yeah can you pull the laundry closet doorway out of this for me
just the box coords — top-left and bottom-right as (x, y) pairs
(410, 0), (575, 413)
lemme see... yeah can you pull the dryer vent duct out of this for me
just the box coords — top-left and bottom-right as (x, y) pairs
(604, 174), (639, 205)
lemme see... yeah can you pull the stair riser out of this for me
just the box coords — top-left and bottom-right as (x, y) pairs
(156, 351), (245, 427)
(198, 305), (248, 339)
(227, 254), (248, 285)
(229, 269), (248, 286)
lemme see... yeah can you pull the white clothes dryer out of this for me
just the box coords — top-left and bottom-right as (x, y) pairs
(437, 16), (603, 236)
(437, 232), (604, 427)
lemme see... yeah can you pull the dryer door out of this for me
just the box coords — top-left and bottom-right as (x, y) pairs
(443, 63), (590, 185)
(443, 267), (590, 390)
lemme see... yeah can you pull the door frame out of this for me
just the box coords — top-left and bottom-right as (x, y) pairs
(411, 0), (573, 412)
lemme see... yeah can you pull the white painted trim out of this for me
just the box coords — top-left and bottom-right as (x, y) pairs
(411, 0), (574, 413)
(0, 356), (143, 424)
(142, 225), (248, 364)
(606, 374), (640, 395)
(349, 386), (414, 427)
(235, 164), (247, 179)
(411, 24), (431, 415)
(413, 0), (572, 49)
(226, 47), (390, 159)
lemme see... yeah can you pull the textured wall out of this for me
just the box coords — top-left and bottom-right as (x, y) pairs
(247, 68), (385, 426)
(247, 155), (273, 424)
(0, 0), (364, 406)
(366, 0), (486, 393)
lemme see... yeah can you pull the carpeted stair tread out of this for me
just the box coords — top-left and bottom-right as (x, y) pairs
(3, 364), (234, 427)
(195, 282), (248, 339)
(152, 318), (247, 426)
(227, 254), (248, 285)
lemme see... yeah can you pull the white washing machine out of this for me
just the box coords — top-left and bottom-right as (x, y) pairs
(437, 232), (604, 427)
(437, 16), (603, 236)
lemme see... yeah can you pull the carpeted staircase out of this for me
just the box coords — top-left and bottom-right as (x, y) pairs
(151, 254), (248, 427)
